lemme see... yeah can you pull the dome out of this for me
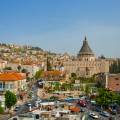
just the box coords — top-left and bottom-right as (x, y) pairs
(78, 36), (94, 57)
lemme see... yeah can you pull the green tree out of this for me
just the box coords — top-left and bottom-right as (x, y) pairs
(0, 103), (4, 114)
(21, 68), (27, 73)
(34, 70), (43, 80)
(109, 59), (120, 73)
(61, 83), (73, 91)
(71, 73), (77, 78)
(53, 82), (61, 91)
(17, 65), (21, 72)
(99, 55), (106, 59)
(49, 96), (58, 101)
(26, 76), (31, 82)
(96, 89), (116, 108)
(85, 84), (91, 96)
(4, 66), (12, 70)
(70, 73), (77, 83)
(80, 84), (84, 91)
(47, 58), (52, 71)
(116, 94), (120, 105)
(5, 91), (17, 110)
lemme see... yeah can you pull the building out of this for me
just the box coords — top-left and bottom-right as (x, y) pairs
(106, 73), (120, 92)
(0, 72), (26, 93)
(63, 37), (109, 77)
(43, 70), (65, 81)
(97, 73), (120, 92)
(7, 63), (43, 77)
(0, 59), (7, 71)
(0, 72), (26, 107)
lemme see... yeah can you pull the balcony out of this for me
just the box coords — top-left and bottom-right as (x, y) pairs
(0, 88), (6, 92)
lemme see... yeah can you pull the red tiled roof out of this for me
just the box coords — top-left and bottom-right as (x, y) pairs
(0, 73), (26, 81)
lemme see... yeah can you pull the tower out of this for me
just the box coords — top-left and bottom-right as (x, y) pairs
(77, 36), (95, 61)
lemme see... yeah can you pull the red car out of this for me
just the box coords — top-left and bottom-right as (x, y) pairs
(78, 99), (87, 107)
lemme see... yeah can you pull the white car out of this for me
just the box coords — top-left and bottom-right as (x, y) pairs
(37, 98), (42, 103)
(89, 112), (99, 119)
(34, 101), (40, 107)
(26, 102), (32, 107)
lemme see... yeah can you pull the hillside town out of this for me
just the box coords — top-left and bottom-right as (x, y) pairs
(0, 37), (120, 120)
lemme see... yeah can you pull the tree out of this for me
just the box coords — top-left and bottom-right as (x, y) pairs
(34, 70), (43, 80)
(5, 91), (17, 110)
(85, 84), (91, 96)
(116, 94), (120, 105)
(99, 55), (106, 59)
(17, 65), (21, 72)
(49, 96), (58, 101)
(61, 83), (73, 91)
(0, 103), (4, 114)
(80, 84), (84, 92)
(109, 59), (120, 73)
(47, 58), (52, 71)
(53, 82), (61, 91)
(69, 73), (77, 83)
(26, 76), (31, 82)
(21, 68), (27, 73)
(71, 73), (77, 78)
(96, 89), (116, 108)
(4, 67), (12, 70)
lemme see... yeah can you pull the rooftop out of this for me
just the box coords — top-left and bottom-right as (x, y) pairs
(0, 72), (26, 81)
(78, 36), (94, 57)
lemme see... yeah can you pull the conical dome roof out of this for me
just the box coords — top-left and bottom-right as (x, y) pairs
(78, 37), (94, 57)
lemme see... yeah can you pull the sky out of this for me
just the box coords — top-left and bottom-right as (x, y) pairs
(0, 0), (120, 57)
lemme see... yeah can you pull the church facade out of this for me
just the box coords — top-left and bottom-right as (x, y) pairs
(63, 37), (109, 77)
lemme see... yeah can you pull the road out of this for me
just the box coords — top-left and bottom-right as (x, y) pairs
(16, 83), (39, 114)
(1, 82), (39, 120)
(0, 114), (10, 120)
(77, 100), (119, 120)
(81, 106), (118, 120)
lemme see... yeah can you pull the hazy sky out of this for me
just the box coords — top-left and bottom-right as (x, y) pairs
(0, 0), (120, 57)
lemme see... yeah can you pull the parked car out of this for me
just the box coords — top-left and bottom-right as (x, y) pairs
(25, 102), (32, 107)
(89, 112), (99, 119)
(95, 106), (102, 112)
(14, 105), (20, 111)
(80, 107), (85, 112)
(34, 100), (42, 107)
(100, 111), (110, 117)
(110, 109), (117, 115)
(37, 79), (44, 88)
(77, 99), (87, 107)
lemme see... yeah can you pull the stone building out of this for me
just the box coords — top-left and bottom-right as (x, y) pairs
(63, 37), (109, 77)
(97, 73), (120, 92)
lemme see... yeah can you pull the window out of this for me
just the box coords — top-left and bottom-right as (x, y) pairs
(3, 82), (5, 88)
(116, 83), (119, 86)
(10, 84), (13, 89)
(5, 84), (9, 89)
(0, 82), (2, 88)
